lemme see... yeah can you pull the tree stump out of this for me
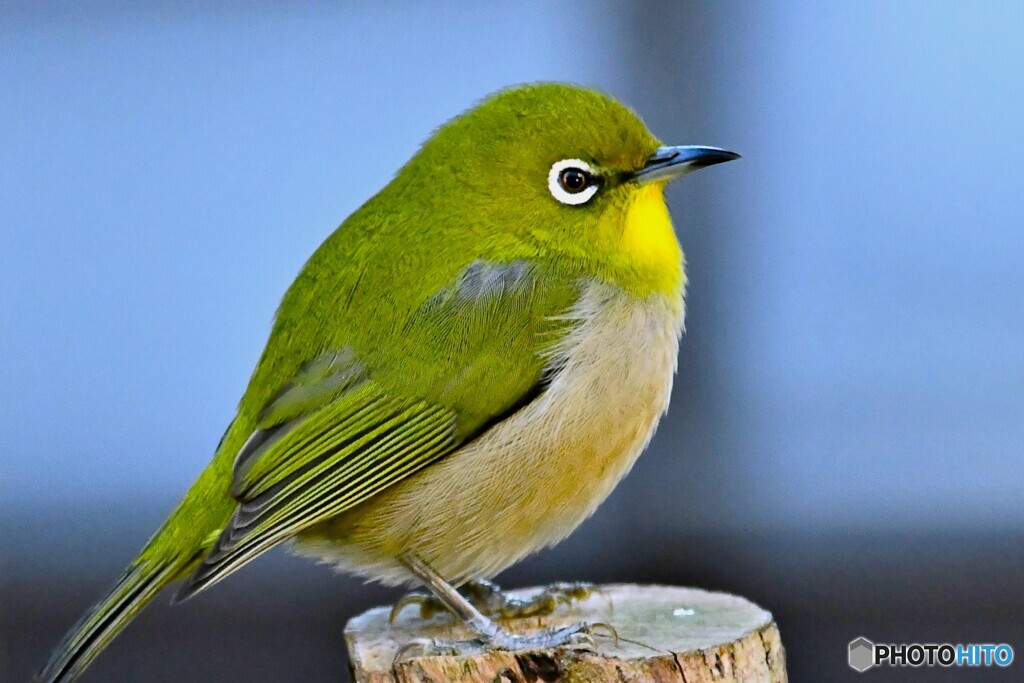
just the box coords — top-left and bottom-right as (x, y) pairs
(345, 584), (786, 682)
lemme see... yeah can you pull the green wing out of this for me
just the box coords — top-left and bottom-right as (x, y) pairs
(174, 259), (580, 601)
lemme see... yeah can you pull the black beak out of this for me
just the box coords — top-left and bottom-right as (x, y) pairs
(631, 145), (740, 184)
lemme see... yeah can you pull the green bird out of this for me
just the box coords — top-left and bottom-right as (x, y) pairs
(39, 82), (737, 682)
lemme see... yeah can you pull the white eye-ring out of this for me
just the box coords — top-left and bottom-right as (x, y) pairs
(548, 158), (599, 205)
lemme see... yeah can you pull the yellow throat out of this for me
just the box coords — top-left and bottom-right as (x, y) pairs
(620, 183), (685, 298)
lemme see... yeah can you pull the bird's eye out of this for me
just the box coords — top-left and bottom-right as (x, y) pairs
(548, 158), (599, 205)
(559, 168), (589, 193)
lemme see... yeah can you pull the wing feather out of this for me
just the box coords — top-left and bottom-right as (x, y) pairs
(174, 259), (580, 603)
(175, 388), (457, 601)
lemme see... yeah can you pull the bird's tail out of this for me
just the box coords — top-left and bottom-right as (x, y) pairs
(37, 423), (243, 682)
(35, 553), (192, 683)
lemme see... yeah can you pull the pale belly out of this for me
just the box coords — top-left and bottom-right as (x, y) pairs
(295, 281), (683, 585)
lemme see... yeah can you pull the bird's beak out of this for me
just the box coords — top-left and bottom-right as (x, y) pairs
(630, 145), (740, 184)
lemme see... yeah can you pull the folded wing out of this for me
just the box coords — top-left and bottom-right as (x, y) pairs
(174, 260), (580, 601)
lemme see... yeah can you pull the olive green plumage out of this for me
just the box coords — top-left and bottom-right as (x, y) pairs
(39, 83), (725, 683)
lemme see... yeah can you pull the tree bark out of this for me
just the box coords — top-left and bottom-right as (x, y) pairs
(345, 584), (787, 682)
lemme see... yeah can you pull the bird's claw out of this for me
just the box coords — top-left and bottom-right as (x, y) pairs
(391, 580), (599, 623)
(484, 622), (591, 651)
(493, 581), (597, 619)
(588, 621), (619, 646)
(389, 592), (434, 623)
(562, 628), (598, 653)
(390, 580), (612, 667)
(393, 637), (460, 663)
(393, 620), (613, 666)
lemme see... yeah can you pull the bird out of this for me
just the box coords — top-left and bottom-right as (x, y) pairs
(38, 82), (738, 682)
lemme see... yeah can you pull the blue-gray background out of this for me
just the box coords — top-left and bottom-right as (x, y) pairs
(3, 3), (1022, 682)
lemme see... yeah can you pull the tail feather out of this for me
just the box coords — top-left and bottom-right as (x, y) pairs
(37, 419), (243, 682)
(36, 559), (182, 683)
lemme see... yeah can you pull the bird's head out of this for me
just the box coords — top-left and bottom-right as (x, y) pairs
(392, 83), (738, 298)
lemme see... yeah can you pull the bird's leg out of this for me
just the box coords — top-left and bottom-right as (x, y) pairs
(389, 579), (498, 621)
(393, 553), (607, 660)
(390, 577), (595, 622)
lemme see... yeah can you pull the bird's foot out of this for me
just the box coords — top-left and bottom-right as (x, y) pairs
(394, 621), (617, 662)
(390, 580), (596, 622)
(484, 580), (596, 619)
(391, 555), (615, 665)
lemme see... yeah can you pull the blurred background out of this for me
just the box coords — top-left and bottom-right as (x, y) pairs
(2, 2), (1022, 681)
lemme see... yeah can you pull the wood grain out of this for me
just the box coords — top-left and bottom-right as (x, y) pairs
(345, 584), (787, 682)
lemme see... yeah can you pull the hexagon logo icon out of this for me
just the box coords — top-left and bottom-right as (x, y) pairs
(848, 637), (875, 672)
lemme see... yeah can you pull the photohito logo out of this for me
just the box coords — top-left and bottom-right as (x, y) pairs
(848, 637), (1014, 672)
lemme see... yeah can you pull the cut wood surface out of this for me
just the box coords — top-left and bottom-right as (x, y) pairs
(345, 584), (787, 682)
